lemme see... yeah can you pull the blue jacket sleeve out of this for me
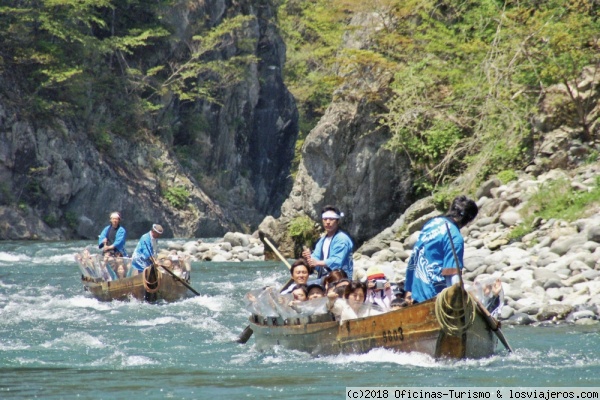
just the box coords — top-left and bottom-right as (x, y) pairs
(324, 236), (351, 270)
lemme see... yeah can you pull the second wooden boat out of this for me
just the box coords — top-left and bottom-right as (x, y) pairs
(75, 249), (192, 302)
(247, 284), (498, 359)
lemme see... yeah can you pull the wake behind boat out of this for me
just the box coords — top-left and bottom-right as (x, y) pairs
(75, 249), (193, 302)
(245, 284), (501, 359)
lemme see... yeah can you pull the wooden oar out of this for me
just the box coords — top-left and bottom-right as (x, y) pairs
(259, 231), (293, 269)
(445, 222), (513, 353)
(236, 232), (294, 344)
(473, 296), (514, 352)
(259, 231), (295, 290)
(148, 254), (201, 296)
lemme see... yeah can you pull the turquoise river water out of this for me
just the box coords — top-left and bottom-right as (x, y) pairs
(1, 240), (599, 399)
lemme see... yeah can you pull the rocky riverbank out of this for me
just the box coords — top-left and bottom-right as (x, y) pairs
(163, 163), (600, 326)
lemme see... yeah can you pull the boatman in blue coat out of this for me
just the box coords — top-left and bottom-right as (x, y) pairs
(98, 211), (128, 257)
(302, 205), (354, 280)
(131, 224), (164, 272)
(404, 195), (478, 304)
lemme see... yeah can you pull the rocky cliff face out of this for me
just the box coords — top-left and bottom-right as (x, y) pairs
(259, 12), (415, 252)
(0, 0), (297, 240)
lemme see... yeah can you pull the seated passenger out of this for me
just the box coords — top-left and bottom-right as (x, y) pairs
(288, 284), (308, 308)
(326, 281), (382, 323)
(364, 266), (394, 311)
(280, 259), (312, 295)
(114, 261), (127, 279)
(322, 270), (348, 292)
(291, 285), (308, 302)
(390, 298), (408, 310)
(307, 284), (325, 300)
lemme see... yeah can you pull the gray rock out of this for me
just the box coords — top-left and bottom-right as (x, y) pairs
(574, 318), (599, 325)
(359, 241), (386, 257)
(550, 233), (587, 256)
(542, 279), (564, 290)
(537, 304), (574, 321)
(587, 225), (600, 243)
(506, 313), (535, 325)
(533, 269), (562, 282)
(566, 310), (596, 322)
(499, 209), (522, 227)
(476, 178), (502, 199)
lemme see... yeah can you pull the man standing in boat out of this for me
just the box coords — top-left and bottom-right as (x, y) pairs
(404, 195), (478, 304)
(98, 211), (128, 257)
(131, 224), (164, 272)
(302, 205), (354, 280)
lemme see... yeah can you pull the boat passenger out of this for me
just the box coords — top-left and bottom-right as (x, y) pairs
(364, 266), (394, 311)
(322, 270), (347, 292)
(389, 298), (408, 310)
(327, 281), (381, 323)
(280, 258), (312, 295)
(114, 259), (127, 279)
(291, 285), (308, 301)
(307, 284), (325, 300)
(98, 211), (128, 257)
(288, 284), (309, 309)
(131, 224), (164, 272)
(404, 195), (478, 305)
(302, 205), (354, 280)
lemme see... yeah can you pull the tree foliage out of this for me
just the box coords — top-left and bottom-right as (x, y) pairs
(0, 0), (259, 146)
(278, 0), (600, 195)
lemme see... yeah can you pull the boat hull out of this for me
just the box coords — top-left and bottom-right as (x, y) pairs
(75, 250), (193, 303)
(81, 268), (190, 302)
(249, 287), (497, 359)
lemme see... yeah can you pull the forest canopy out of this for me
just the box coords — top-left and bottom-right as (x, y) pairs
(278, 0), (600, 194)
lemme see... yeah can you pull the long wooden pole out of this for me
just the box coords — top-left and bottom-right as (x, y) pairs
(152, 257), (201, 296)
(444, 221), (513, 353)
(237, 232), (294, 344)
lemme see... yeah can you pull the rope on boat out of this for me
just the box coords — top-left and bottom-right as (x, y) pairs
(434, 287), (476, 336)
(143, 265), (160, 293)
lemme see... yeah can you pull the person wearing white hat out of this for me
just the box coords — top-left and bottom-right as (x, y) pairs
(302, 205), (354, 280)
(131, 224), (164, 272)
(98, 211), (128, 257)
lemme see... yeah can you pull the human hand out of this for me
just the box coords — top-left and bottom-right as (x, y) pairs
(301, 248), (311, 260)
(492, 279), (502, 296)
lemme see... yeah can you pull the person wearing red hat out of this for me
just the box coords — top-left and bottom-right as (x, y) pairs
(364, 266), (393, 311)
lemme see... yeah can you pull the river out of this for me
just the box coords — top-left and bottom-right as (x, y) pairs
(1, 240), (599, 399)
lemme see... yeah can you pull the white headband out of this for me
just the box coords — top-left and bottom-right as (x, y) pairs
(322, 210), (343, 219)
(110, 212), (121, 219)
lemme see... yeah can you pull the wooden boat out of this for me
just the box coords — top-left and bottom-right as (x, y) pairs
(247, 284), (501, 359)
(75, 249), (193, 302)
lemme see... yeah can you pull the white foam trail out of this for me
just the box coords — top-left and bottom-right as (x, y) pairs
(0, 252), (31, 263)
(186, 294), (235, 313)
(41, 332), (106, 350)
(321, 348), (439, 367)
(32, 253), (78, 265)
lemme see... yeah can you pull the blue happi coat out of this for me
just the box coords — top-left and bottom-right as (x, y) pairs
(311, 230), (354, 279)
(97, 225), (128, 257)
(131, 232), (157, 271)
(405, 217), (464, 303)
